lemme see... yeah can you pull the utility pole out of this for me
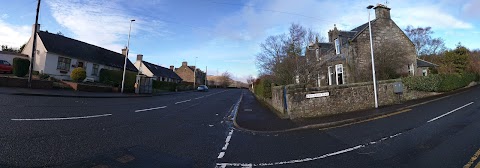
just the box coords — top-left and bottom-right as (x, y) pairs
(28, 0), (41, 88)
(367, 5), (379, 108)
(193, 57), (197, 88)
(121, 19), (135, 93)
(205, 66), (207, 86)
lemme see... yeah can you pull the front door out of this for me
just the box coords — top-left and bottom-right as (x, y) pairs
(336, 64), (344, 85)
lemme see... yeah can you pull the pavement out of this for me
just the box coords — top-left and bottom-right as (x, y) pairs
(235, 87), (475, 132)
(1, 87), (480, 167)
(0, 87), (191, 98)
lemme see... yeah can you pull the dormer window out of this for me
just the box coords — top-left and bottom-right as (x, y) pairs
(335, 38), (340, 55)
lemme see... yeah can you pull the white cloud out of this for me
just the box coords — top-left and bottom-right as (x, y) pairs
(462, 0), (480, 18)
(46, 0), (168, 53)
(213, 0), (474, 42)
(1, 14), (8, 19)
(0, 19), (30, 47)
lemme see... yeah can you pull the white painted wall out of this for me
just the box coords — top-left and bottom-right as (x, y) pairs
(0, 53), (28, 65)
(134, 61), (154, 78)
(21, 34), (48, 72)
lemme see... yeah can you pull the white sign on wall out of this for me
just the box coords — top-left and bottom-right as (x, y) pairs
(306, 92), (330, 99)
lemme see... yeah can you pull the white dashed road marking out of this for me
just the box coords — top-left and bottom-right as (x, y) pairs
(11, 114), (112, 121)
(175, 99), (191, 104)
(135, 106), (167, 113)
(217, 129), (234, 159)
(427, 102), (474, 123)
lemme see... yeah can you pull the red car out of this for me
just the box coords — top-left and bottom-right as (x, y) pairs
(0, 60), (13, 74)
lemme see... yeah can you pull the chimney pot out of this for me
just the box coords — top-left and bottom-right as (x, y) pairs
(136, 54), (143, 61)
(170, 65), (174, 71)
(182, 61), (187, 66)
(121, 47), (127, 56)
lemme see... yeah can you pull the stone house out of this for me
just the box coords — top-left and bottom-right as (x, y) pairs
(304, 4), (435, 87)
(172, 61), (206, 85)
(133, 55), (182, 83)
(21, 24), (138, 81)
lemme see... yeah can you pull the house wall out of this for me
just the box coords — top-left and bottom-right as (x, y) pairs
(21, 34), (48, 72)
(352, 18), (417, 82)
(44, 53), (122, 81)
(176, 65), (195, 83)
(134, 61), (154, 77)
(0, 52), (28, 65)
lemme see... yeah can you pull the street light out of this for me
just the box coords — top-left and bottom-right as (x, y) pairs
(367, 5), (379, 108)
(121, 19), (135, 93)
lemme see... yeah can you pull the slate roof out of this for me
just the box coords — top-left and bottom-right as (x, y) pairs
(142, 61), (182, 80)
(0, 51), (28, 57)
(417, 58), (438, 67)
(37, 31), (138, 72)
(349, 19), (377, 40)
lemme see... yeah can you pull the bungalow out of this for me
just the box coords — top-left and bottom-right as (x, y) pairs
(133, 55), (182, 83)
(21, 24), (138, 81)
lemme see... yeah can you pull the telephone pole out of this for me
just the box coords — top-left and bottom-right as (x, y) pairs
(28, 0), (41, 88)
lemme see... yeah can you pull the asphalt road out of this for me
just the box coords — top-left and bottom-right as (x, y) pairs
(0, 87), (479, 168)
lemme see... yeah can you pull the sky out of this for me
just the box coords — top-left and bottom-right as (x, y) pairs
(1, 0), (479, 82)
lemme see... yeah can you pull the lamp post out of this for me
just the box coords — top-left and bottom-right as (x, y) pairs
(367, 5), (379, 108)
(121, 19), (135, 93)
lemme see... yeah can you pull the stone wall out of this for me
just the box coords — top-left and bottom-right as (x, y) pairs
(0, 77), (53, 89)
(268, 79), (438, 119)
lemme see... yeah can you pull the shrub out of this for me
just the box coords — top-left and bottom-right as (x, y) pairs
(70, 67), (87, 82)
(39, 73), (50, 80)
(152, 80), (177, 91)
(254, 78), (273, 98)
(403, 73), (478, 92)
(32, 71), (40, 75)
(99, 69), (136, 91)
(12, 58), (30, 77)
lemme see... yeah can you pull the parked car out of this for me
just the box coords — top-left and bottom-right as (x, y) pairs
(0, 60), (13, 74)
(197, 85), (209, 92)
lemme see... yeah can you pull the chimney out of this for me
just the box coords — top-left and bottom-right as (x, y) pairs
(136, 54), (143, 62)
(32, 24), (40, 37)
(182, 61), (188, 67)
(374, 4), (391, 19)
(170, 65), (174, 71)
(121, 47), (127, 56)
(191, 66), (196, 71)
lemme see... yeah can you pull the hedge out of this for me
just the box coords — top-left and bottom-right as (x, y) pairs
(99, 69), (136, 92)
(152, 80), (177, 91)
(403, 73), (479, 92)
(254, 78), (273, 99)
(12, 58), (30, 77)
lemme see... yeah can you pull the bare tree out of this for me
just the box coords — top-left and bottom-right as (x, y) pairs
(374, 41), (411, 80)
(256, 23), (323, 85)
(404, 26), (447, 56)
(219, 71), (232, 88)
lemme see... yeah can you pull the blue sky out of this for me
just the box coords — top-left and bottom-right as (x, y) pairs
(1, 0), (479, 82)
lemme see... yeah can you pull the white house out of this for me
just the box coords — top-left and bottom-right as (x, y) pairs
(133, 54), (182, 83)
(21, 24), (138, 81)
(0, 51), (29, 66)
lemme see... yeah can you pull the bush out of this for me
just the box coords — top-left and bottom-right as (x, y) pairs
(99, 69), (136, 91)
(32, 71), (40, 75)
(152, 80), (177, 91)
(12, 58), (30, 77)
(403, 73), (478, 92)
(254, 78), (273, 98)
(39, 73), (50, 80)
(70, 67), (87, 82)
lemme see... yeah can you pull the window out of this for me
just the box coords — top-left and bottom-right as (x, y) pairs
(335, 64), (344, 85)
(422, 68), (428, 76)
(315, 49), (320, 61)
(57, 57), (71, 71)
(408, 63), (415, 75)
(328, 66), (333, 85)
(92, 64), (99, 76)
(334, 38), (340, 55)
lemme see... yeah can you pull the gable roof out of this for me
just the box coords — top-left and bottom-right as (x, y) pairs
(37, 31), (138, 72)
(142, 61), (182, 80)
(417, 58), (438, 67)
(350, 19), (377, 40)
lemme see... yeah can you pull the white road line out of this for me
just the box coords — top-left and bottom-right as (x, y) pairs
(11, 114), (112, 121)
(135, 106), (167, 113)
(175, 99), (191, 104)
(216, 130), (405, 167)
(194, 96), (205, 100)
(427, 102), (474, 123)
(218, 152), (226, 159)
